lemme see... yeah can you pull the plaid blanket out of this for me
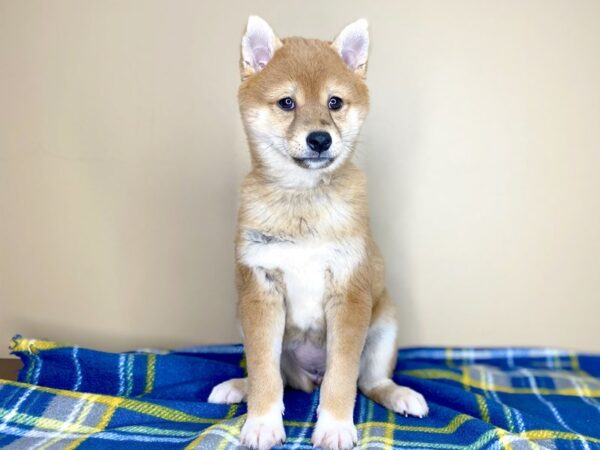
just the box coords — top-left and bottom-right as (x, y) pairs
(1, 337), (599, 449)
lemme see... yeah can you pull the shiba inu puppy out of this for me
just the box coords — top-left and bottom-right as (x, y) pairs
(208, 16), (428, 450)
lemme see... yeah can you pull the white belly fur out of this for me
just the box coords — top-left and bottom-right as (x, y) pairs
(240, 236), (365, 331)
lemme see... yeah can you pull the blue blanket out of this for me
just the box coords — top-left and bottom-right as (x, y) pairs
(1, 336), (599, 449)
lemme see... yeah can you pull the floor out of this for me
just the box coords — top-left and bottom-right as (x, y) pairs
(0, 359), (21, 381)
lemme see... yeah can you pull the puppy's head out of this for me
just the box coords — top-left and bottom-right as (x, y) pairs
(238, 17), (370, 184)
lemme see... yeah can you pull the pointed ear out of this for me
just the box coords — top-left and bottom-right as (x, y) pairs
(332, 19), (369, 77)
(240, 16), (282, 80)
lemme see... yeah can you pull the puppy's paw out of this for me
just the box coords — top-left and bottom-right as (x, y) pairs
(390, 386), (429, 418)
(311, 410), (357, 450)
(240, 405), (285, 450)
(207, 378), (247, 404)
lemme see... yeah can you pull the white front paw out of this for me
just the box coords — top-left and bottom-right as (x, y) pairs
(312, 410), (357, 450)
(240, 406), (285, 450)
(390, 386), (429, 417)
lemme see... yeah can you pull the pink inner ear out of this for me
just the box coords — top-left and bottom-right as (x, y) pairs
(341, 49), (358, 70)
(253, 46), (271, 69)
(339, 32), (367, 70)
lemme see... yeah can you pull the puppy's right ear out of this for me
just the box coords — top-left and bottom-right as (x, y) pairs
(240, 16), (282, 80)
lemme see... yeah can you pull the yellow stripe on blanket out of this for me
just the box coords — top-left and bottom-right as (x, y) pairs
(401, 369), (600, 397)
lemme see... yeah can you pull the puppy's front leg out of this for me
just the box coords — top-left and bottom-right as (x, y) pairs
(238, 266), (286, 450)
(313, 283), (371, 450)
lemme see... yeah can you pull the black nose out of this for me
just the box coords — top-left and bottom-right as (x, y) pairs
(306, 131), (332, 153)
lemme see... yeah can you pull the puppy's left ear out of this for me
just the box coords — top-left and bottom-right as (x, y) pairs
(332, 19), (369, 78)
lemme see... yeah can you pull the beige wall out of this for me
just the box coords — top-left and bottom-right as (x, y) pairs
(1, 1), (599, 358)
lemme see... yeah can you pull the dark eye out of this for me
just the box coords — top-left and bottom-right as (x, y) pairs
(328, 96), (343, 111)
(277, 97), (295, 111)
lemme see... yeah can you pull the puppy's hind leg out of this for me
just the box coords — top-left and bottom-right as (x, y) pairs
(208, 349), (319, 406)
(358, 293), (429, 418)
(208, 377), (247, 404)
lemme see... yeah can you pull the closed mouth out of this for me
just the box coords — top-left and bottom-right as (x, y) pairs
(293, 157), (335, 169)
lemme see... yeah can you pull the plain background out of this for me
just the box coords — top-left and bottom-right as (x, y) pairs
(1, 1), (599, 358)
